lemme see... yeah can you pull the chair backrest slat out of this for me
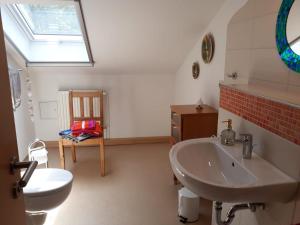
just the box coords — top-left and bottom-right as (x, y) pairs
(89, 97), (94, 119)
(80, 97), (84, 118)
(69, 90), (104, 127)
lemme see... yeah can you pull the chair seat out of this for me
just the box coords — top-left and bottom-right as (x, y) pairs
(59, 136), (105, 176)
(61, 137), (103, 147)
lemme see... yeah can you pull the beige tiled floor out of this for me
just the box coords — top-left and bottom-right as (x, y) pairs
(47, 143), (212, 225)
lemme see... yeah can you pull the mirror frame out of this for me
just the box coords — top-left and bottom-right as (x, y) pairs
(201, 33), (215, 64)
(276, 0), (300, 73)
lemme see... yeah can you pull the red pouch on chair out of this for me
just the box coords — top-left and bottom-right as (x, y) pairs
(71, 120), (96, 131)
(84, 122), (103, 137)
(71, 121), (103, 137)
(71, 121), (82, 132)
(83, 120), (96, 130)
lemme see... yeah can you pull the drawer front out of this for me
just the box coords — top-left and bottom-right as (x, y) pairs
(171, 112), (180, 126)
(171, 124), (181, 143)
(182, 114), (218, 140)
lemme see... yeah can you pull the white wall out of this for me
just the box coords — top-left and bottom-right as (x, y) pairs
(8, 55), (36, 160)
(31, 71), (174, 141)
(173, 0), (247, 109)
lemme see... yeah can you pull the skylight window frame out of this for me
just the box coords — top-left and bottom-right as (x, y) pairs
(3, 0), (94, 66)
(7, 4), (82, 42)
(15, 4), (82, 37)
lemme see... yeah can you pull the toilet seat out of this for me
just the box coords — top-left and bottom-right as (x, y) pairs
(22, 168), (73, 212)
(23, 168), (73, 197)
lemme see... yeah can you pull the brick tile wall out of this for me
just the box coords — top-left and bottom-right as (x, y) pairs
(220, 86), (300, 145)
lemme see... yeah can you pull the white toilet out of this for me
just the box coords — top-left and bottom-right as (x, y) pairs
(23, 168), (73, 212)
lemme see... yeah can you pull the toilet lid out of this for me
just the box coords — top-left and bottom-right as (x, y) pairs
(22, 168), (73, 196)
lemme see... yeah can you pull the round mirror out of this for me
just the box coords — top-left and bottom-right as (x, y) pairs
(287, 0), (300, 55)
(276, 0), (300, 73)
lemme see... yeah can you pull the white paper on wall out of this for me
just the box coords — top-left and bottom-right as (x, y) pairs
(39, 101), (58, 119)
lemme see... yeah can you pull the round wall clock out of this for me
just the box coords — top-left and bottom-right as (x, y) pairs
(192, 62), (200, 79)
(202, 33), (215, 64)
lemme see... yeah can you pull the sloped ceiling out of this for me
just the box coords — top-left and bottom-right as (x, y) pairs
(7, 0), (226, 75)
(82, 0), (225, 74)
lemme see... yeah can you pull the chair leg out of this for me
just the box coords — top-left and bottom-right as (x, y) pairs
(99, 138), (105, 176)
(58, 139), (65, 169)
(71, 145), (77, 163)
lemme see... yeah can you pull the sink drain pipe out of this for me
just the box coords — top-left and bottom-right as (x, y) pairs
(215, 202), (265, 225)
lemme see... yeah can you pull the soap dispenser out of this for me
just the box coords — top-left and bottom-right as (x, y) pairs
(221, 119), (236, 146)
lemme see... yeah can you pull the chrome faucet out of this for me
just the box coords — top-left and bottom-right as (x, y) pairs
(236, 133), (253, 159)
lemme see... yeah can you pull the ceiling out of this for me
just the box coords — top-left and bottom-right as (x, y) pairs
(5, 0), (225, 74)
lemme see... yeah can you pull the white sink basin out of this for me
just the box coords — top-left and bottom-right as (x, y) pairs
(170, 138), (298, 203)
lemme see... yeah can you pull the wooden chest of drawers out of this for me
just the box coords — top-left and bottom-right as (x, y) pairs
(170, 105), (218, 144)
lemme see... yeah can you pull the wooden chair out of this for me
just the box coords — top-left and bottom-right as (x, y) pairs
(58, 90), (105, 176)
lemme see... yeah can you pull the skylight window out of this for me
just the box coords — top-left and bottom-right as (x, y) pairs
(16, 4), (82, 36)
(1, 1), (94, 66)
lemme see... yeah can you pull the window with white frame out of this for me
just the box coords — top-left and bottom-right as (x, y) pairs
(1, 1), (94, 66)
